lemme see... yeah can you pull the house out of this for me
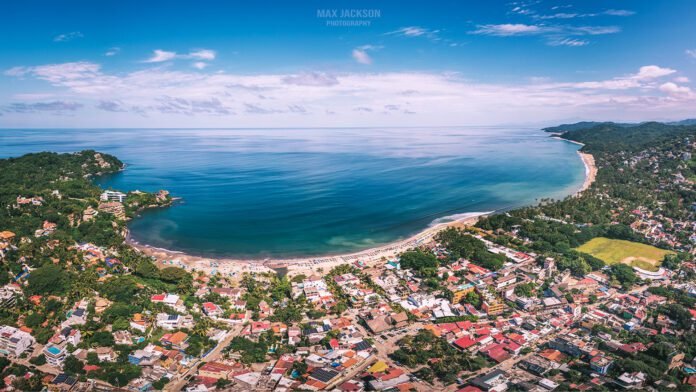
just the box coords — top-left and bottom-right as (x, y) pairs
(63, 302), (88, 327)
(589, 355), (613, 375)
(616, 372), (646, 389)
(211, 287), (243, 300)
(113, 330), (133, 346)
(0, 325), (35, 356)
(469, 369), (509, 391)
(156, 313), (194, 330)
(49, 373), (78, 392)
(95, 347), (118, 362)
(198, 362), (235, 380)
(160, 331), (189, 350)
(519, 356), (557, 376)
(43, 344), (68, 367)
(202, 302), (223, 317)
(130, 313), (149, 332)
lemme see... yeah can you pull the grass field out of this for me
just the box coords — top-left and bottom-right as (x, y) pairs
(575, 237), (674, 272)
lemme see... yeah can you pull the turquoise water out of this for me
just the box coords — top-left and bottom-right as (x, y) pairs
(0, 127), (584, 258)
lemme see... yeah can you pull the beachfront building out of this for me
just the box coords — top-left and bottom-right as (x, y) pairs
(0, 325), (35, 356)
(100, 190), (127, 203)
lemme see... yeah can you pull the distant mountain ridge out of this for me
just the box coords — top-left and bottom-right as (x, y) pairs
(543, 118), (696, 134)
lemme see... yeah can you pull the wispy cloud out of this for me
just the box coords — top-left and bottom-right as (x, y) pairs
(471, 24), (544, 36)
(686, 49), (696, 59)
(352, 45), (382, 65)
(105, 47), (121, 56)
(144, 49), (217, 64)
(471, 23), (619, 46)
(603, 9), (635, 16)
(53, 31), (83, 42)
(144, 50), (178, 63)
(4, 100), (83, 113)
(386, 26), (440, 41)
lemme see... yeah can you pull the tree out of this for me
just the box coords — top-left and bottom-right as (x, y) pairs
(27, 264), (70, 295)
(609, 264), (638, 289)
(514, 283), (535, 298)
(63, 355), (84, 375)
(29, 354), (46, 366)
(399, 250), (438, 272)
(24, 312), (46, 328)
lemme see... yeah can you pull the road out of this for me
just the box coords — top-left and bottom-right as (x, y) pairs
(166, 324), (243, 392)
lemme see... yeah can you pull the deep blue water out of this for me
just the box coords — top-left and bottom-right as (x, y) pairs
(0, 127), (584, 258)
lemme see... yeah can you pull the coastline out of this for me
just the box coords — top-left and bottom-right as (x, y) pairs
(126, 135), (598, 278)
(127, 212), (489, 278)
(576, 151), (597, 194)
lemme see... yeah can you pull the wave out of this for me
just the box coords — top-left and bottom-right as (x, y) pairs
(429, 211), (493, 227)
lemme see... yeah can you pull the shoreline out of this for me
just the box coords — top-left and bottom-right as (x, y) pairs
(576, 151), (597, 194)
(127, 135), (598, 277)
(127, 212), (490, 277)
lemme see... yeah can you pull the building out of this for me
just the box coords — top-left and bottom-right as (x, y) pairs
(156, 313), (194, 330)
(482, 299), (504, 316)
(616, 372), (646, 389)
(469, 369), (509, 391)
(451, 283), (476, 304)
(43, 344), (68, 367)
(100, 191), (127, 203)
(0, 325), (35, 356)
(589, 355), (613, 375)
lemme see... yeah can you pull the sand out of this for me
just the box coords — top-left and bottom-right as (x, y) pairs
(127, 212), (489, 278)
(576, 151), (597, 194)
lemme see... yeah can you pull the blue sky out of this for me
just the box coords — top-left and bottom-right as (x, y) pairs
(1, 0), (695, 127)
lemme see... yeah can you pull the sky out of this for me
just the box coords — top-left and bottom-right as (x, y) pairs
(1, 0), (696, 128)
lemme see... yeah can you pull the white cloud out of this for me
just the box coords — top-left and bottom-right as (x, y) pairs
(105, 47), (121, 56)
(547, 38), (589, 47)
(603, 9), (635, 16)
(472, 24), (544, 36)
(633, 65), (676, 80)
(659, 82), (693, 98)
(352, 48), (372, 65)
(386, 26), (440, 41)
(144, 49), (216, 67)
(53, 31), (83, 42)
(686, 49), (696, 59)
(145, 50), (177, 63)
(4, 61), (695, 127)
(187, 49), (216, 61)
(674, 76), (690, 83)
(351, 45), (381, 65)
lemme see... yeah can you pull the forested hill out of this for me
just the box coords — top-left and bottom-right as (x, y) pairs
(542, 121), (633, 133)
(556, 122), (696, 153)
(0, 150), (123, 206)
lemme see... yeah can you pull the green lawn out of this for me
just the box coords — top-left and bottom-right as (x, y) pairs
(575, 237), (674, 271)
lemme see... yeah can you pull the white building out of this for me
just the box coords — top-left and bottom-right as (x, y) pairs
(156, 313), (195, 330)
(0, 325), (35, 356)
(100, 190), (127, 203)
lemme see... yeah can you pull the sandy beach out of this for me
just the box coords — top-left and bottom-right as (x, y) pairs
(576, 151), (597, 194)
(127, 212), (489, 278)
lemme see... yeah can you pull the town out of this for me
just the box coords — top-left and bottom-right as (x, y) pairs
(0, 121), (695, 392)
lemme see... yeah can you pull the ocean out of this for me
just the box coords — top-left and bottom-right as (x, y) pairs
(0, 127), (584, 258)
